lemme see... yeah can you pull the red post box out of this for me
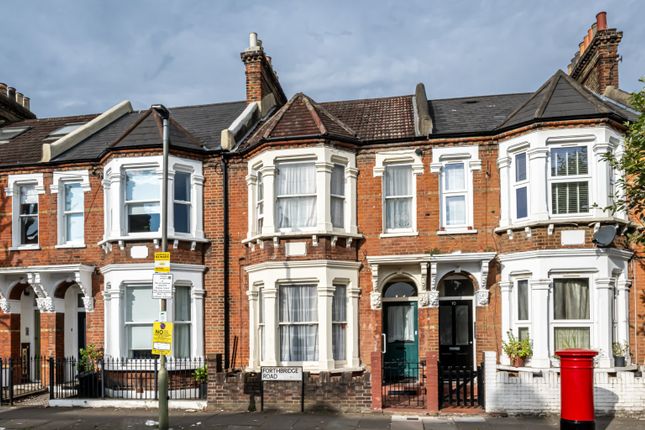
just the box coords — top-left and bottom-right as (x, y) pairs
(556, 349), (597, 430)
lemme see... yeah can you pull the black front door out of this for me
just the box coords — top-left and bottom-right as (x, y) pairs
(439, 300), (473, 367)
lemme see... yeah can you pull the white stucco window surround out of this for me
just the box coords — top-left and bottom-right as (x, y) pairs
(6, 173), (45, 250)
(497, 126), (626, 230)
(50, 170), (91, 248)
(245, 260), (361, 372)
(100, 263), (206, 358)
(498, 248), (632, 368)
(245, 147), (358, 241)
(374, 149), (424, 237)
(101, 155), (205, 247)
(430, 146), (481, 234)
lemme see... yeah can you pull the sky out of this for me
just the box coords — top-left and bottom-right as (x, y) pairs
(3, 0), (644, 118)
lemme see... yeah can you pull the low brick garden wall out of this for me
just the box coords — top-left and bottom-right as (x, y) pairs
(208, 370), (372, 413)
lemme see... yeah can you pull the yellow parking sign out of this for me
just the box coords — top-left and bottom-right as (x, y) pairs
(154, 252), (171, 273)
(152, 321), (174, 356)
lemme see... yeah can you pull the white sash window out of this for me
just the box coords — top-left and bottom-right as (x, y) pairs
(275, 162), (317, 230)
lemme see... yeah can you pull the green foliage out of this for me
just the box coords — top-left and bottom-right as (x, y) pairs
(603, 78), (645, 245)
(78, 344), (103, 373)
(612, 341), (629, 357)
(194, 365), (208, 383)
(502, 331), (533, 360)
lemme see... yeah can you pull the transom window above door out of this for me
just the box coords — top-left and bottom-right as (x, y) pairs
(383, 281), (417, 298)
(439, 276), (474, 297)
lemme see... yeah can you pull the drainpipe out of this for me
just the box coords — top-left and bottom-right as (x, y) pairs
(221, 153), (230, 369)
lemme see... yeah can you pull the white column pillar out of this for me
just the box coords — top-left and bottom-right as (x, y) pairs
(260, 166), (276, 235)
(262, 285), (278, 366)
(347, 286), (361, 368)
(315, 162), (333, 232)
(497, 157), (511, 227)
(499, 281), (513, 365)
(193, 174), (205, 239)
(246, 174), (257, 239)
(615, 279), (631, 349)
(528, 148), (549, 220)
(346, 167), (358, 234)
(191, 287), (205, 357)
(105, 282), (124, 357)
(595, 277), (615, 368)
(318, 274), (334, 370)
(530, 279), (551, 368)
(247, 289), (259, 369)
(592, 143), (612, 218)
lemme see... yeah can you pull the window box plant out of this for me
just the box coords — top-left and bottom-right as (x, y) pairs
(502, 331), (532, 367)
(612, 342), (628, 368)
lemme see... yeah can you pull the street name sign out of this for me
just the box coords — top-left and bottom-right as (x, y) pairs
(261, 366), (303, 381)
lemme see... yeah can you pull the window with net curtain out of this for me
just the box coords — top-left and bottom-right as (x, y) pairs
(332, 285), (346, 360)
(18, 184), (39, 245)
(275, 162), (317, 230)
(553, 278), (590, 350)
(125, 285), (156, 358)
(279, 285), (318, 362)
(256, 171), (264, 234)
(442, 162), (467, 227)
(331, 164), (345, 229)
(62, 183), (84, 244)
(125, 170), (160, 233)
(384, 165), (413, 231)
(514, 153), (528, 219)
(516, 279), (530, 341)
(550, 146), (589, 214)
(174, 285), (191, 358)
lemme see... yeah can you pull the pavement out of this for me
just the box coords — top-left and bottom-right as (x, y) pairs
(0, 407), (643, 430)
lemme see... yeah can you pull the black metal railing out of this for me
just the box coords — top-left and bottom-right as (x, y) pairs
(438, 363), (483, 408)
(0, 356), (206, 404)
(381, 360), (426, 408)
(0, 356), (48, 405)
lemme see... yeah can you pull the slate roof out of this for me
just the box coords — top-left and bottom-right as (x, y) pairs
(52, 101), (247, 162)
(0, 114), (98, 166)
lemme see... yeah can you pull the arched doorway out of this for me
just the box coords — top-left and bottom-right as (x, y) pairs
(55, 283), (86, 359)
(382, 280), (418, 379)
(438, 273), (475, 368)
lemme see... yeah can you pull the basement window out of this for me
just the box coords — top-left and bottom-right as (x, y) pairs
(45, 122), (86, 140)
(0, 126), (30, 143)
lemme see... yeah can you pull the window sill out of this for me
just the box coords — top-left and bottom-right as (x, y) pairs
(242, 231), (363, 244)
(379, 231), (418, 238)
(9, 245), (41, 251)
(495, 216), (630, 233)
(98, 235), (209, 246)
(436, 229), (478, 236)
(55, 243), (86, 249)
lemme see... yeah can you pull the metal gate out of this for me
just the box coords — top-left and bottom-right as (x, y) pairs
(439, 362), (484, 408)
(382, 360), (426, 409)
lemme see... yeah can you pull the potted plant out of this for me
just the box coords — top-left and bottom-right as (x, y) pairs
(612, 342), (629, 368)
(502, 331), (532, 367)
(194, 365), (207, 399)
(77, 344), (103, 398)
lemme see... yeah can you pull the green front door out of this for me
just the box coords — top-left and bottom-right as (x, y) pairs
(383, 301), (418, 380)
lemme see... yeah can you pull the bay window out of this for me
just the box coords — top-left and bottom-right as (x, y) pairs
(174, 285), (192, 358)
(125, 285), (156, 358)
(331, 164), (345, 229)
(550, 146), (589, 214)
(552, 278), (591, 350)
(384, 165), (413, 231)
(516, 279), (530, 341)
(275, 162), (317, 230)
(256, 171), (264, 233)
(442, 163), (467, 227)
(173, 171), (191, 234)
(514, 152), (528, 219)
(279, 284), (318, 362)
(19, 184), (39, 245)
(125, 170), (160, 233)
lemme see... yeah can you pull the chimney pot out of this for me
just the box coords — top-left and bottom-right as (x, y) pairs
(15, 92), (23, 105)
(249, 32), (258, 49)
(7, 87), (16, 100)
(596, 11), (607, 30)
(0, 83), (6, 96)
(578, 41), (585, 55)
(23, 96), (30, 110)
(587, 27), (594, 43)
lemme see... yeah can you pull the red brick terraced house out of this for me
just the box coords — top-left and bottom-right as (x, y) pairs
(0, 12), (643, 412)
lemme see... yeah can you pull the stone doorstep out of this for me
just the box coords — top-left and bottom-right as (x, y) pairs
(49, 399), (207, 410)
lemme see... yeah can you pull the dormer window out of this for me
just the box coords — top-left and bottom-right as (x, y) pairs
(45, 123), (86, 141)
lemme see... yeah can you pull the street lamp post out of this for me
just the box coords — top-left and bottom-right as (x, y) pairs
(151, 104), (170, 430)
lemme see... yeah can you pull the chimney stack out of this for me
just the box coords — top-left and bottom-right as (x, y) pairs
(240, 32), (287, 113)
(0, 82), (36, 124)
(567, 11), (623, 94)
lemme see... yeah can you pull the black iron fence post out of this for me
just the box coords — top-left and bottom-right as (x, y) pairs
(49, 356), (54, 399)
(154, 358), (159, 400)
(8, 357), (14, 406)
(0, 357), (3, 405)
(100, 358), (106, 399)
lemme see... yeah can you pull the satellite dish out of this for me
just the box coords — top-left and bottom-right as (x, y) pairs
(592, 225), (617, 247)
